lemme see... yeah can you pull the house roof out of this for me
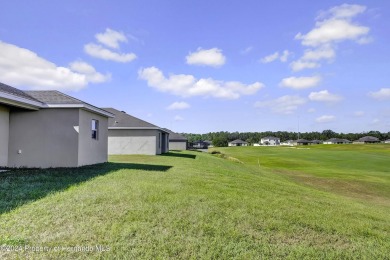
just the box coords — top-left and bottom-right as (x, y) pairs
(25, 90), (84, 104)
(297, 139), (311, 143)
(357, 136), (379, 142)
(325, 138), (351, 143)
(103, 107), (168, 132)
(25, 91), (113, 117)
(229, 139), (247, 144)
(0, 82), (43, 109)
(162, 128), (187, 141)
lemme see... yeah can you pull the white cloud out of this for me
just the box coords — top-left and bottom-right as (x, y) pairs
(84, 43), (137, 63)
(0, 41), (108, 90)
(319, 4), (366, 20)
(186, 48), (226, 67)
(316, 115), (336, 123)
(308, 90), (343, 102)
(295, 17), (369, 47)
(261, 52), (279, 63)
(291, 4), (370, 71)
(261, 50), (291, 63)
(95, 28), (128, 49)
(138, 66), (264, 99)
(301, 46), (335, 61)
(368, 88), (390, 100)
(280, 76), (321, 90)
(69, 61), (111, 83)
(254, 95), (306, 114)
(174, 115), (184, 121)
(166, 101), (190, 110)
(280, 50), (291, 62)
(291, 60), (320, 72)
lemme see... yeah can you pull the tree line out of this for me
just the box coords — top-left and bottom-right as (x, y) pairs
(182, 130), (390, 147)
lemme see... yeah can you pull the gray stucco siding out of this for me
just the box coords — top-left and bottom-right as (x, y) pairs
(78, 109), (109, 166)
(0, 105), (10, 166)
(8, 108), (79, 168)
(169, 141), (187, 150)
(108, 129), (161, 155)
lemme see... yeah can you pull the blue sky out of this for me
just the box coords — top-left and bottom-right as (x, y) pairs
(1, 0), (389, 133)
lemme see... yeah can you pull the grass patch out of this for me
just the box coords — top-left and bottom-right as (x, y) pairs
(0, 149), (389, 258)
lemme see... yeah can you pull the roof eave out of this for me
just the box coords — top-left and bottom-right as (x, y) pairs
(43, 104), (114, 117)
(0, 92), (43, 110)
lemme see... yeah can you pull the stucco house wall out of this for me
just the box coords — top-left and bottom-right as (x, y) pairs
(108, 129), (161, 155)
(169, 141), (187, 150)
(8, 108), (80, 168)
(0, 105), (10, 166)
(78, 109), (109, 166)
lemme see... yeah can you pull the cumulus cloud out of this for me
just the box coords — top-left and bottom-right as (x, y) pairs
(0, 41), (109, 90)
(290, 60), (320, 71)
(84, 43), (136, 63)
(186, 48), (226, 67)
(261, 52), (279, 63)
(316, 115), (336, 123)
(69, 61), (111, 83)
(166, 101), (190, 110)
(254, 95), (306, 114)
(84, 28), (137, 63)
(291, 4), (370, 71)
(138, 66), (264, 99)
(368, 88), (390, 100)
(261, 50), (291, 63)
(95, 28), (128, 49)
(280, 76), (321, 90)
(308, 90), (343, 102)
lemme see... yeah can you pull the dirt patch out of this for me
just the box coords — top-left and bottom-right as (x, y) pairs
(274, 169), (390, 207)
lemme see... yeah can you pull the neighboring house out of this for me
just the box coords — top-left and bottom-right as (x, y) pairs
(280, 140), (295, 146)
(162, 128), (188, 150)
(228, 139), (248, 146)
(353, 136), (380, 144)
(0, 82), (113, 168)
(297, 139), (312, 146)
(385, 139), (390, 144)
(260, 136), (280, 146)
(324, 138), (351, 144)
(191, 140), (210, 149)
(103, 108), (169, 155)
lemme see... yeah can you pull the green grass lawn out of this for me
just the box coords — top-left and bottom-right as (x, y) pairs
(0, 145), (389, 259)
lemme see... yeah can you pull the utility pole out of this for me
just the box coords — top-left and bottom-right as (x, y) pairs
(297, 116), (300, 140)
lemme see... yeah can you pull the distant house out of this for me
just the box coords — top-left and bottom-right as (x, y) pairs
(353, 136), (380, 144)
(385, 139), (390, 144)
(162, 128), (188, 150)
(0, 82), (113, 168)
(228, 139), (248, 146)
(260, 136), (280, 146)
(280, 140), (295, 146)
(311, 140), (323, 144)
(297, 139), (312, 146)
(324, 138), (351, 144)
(191, 140), (210, 149)
(103, 108), (169, 155)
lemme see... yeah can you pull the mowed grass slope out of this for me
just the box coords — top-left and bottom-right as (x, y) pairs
(0, 147), (389, 259)
(213, 144), (390, 206)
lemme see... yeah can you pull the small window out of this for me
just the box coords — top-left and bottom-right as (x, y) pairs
(92, 119), (99, 140)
